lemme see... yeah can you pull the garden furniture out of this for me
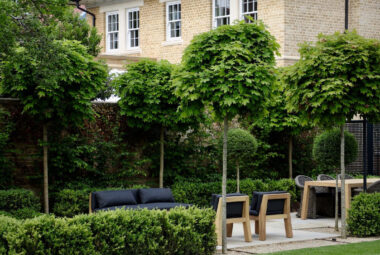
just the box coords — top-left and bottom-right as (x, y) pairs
(295, 175), (317, 218)
(212, 193), (252, 246)
(249, 191), (293, 241)
(353, 180), (380, 196)
(337, 174), (354, 180)
(89, 188), (190, 213)
(301, 178), (380, 219)
(316, 174), (336, 217)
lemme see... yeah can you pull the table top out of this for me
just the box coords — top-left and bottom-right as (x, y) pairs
(305, 178), (380, 187)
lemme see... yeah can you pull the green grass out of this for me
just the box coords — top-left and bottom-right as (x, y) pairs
(266, 240), (380, 255)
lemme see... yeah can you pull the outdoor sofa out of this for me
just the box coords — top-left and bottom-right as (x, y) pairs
(89, 188), (191, 213)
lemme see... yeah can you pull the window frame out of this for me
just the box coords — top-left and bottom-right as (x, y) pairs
(126, 8), (140, 49)
(240, 0), (258, 23)
(213, 0), (231, 28)
(166, 1), (182, 41)
(106, 11), (120, 52)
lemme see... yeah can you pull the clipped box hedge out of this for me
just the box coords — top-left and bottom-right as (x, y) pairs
(348, 193), (380, 237)
(0, 207), (216, 255)
(0, 189), (41, 219)
(171, 178), (297, 207)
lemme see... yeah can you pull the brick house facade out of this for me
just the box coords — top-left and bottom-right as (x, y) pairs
(80, 0), (380, 69)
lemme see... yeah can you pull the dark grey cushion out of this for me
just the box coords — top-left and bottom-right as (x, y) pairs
(95, 190), (138, 209)
(139, 188), (175, 204)
(138, 202), (191, 210)
(250, 191), (287, 216)
(212, 193), (246, 218)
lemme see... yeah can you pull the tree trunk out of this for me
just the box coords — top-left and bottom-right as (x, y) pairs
(222, 116), (228, 254)
(289, 136), (293, 178)
(340, 124), (347, 238)
(43, 124), (49, 214)
(335, 168), (339, 232)
(236, 162), (240, 193)
(159, 126), (165, 188)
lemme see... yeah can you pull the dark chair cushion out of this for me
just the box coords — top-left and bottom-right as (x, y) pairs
(212, 193), (246, 219)
(95, 190), (138, 209)
(137, 202), (191, 210)
(250, 191), (287, 216)
(139, 188), (175, 204)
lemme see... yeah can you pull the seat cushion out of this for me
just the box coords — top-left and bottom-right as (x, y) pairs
(137, 202), (191, 210)
(94, 204), (139, 212)
(139, 188), (175, 204)
(212, 193), (246, 218)
(95, 190), (138, 209)
(250, 191), (287, 216)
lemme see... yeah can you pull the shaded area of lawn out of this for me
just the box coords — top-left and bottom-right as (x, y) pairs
(267, 240), (380, 255)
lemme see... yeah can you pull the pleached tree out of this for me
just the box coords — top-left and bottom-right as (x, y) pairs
(173, 21), (279, 253)
(283, 31), (380, 238)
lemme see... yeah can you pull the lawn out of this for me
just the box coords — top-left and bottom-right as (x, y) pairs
(267, 240), (380, 255)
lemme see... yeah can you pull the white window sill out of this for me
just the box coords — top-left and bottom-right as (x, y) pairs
(162, 39), (183, 46)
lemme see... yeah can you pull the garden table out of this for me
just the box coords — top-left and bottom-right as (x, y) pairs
(301, 178), (380, 220)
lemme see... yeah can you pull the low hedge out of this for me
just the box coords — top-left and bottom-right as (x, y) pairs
(171, 178), (296, 207)
(0, 189), (41, 219)
(0, 207), (216, 255)
(348, 193), (380, 237)
(52, 184), (149, 217)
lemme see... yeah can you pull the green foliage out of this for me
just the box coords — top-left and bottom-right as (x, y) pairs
(1, 40), (108, 126)
(0, 208), (42, 220)
(172, 178), (296, 207)
(0, 208), (216, 255)
(174, 21), (279, 120)
(0, 108), (14, 189)
(0, 189), (40, 212)
(313, 129), (358, 170)
(348, 193), (380, 237)
(217, 128), (258, 164)
(114, 60), (184, 129)
(283, 31), (380, 126)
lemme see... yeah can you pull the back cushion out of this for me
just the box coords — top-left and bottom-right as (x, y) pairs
(95, 190), (137, 209)
(139, 188), (175, 204)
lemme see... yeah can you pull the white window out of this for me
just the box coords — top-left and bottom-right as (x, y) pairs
(166, 1), (181, 40)
(127, 8), (140, 49)
(106, 12), (119, 51)
(241, 0), (257, 23)
(213, 0), (230, 28)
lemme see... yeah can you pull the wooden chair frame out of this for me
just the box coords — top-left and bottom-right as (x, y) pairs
(214, 195), (252, 246)
(89, 193), (93, 214)
(249, 193), (293, 241)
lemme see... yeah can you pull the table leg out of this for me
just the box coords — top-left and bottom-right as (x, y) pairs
(301, 183), (310, 220)
(345, 183), (352, 218)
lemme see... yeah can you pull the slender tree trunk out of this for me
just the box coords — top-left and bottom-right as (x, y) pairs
(236, 162), (240, 193)
(159, 126), (165, 188)
(340, 124), (347, 238)
(222, 116), (228, 254)
(289, 136), (293, 178)
(43, 124), (49, 214)
(335, 168), (339, 231)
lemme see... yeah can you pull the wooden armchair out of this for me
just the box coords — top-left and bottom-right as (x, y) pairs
(212, 194), (252, 246)
(249, 191), (293, 241)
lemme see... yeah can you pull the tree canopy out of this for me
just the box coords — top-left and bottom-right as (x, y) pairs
(173, 21), (280, 121)
(283, 31), (380, 126)
(313, 129), (358, 170)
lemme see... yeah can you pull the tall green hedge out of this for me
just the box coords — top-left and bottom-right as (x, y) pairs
(0, 189), (41, 219)
(0, 207), (216, 255)
(348, 193), (380, 237)
(171, 178), (296, 207)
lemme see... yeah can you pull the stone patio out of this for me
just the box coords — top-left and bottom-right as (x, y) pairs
(216, 213), (341, 251)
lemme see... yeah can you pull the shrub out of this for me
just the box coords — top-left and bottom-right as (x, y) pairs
(0, 208), (42, 220)
(172, 178), (296, 207)
(0, 189), (40, 212)
(348, 193), (380, 237)
(0, 208), (216, 254)
(313, 129), (358, 171)
(52, 185), (150, 217)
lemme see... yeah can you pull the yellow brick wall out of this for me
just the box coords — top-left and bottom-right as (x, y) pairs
(88, 7), (106, 53)
(349, 0), (380, 40)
